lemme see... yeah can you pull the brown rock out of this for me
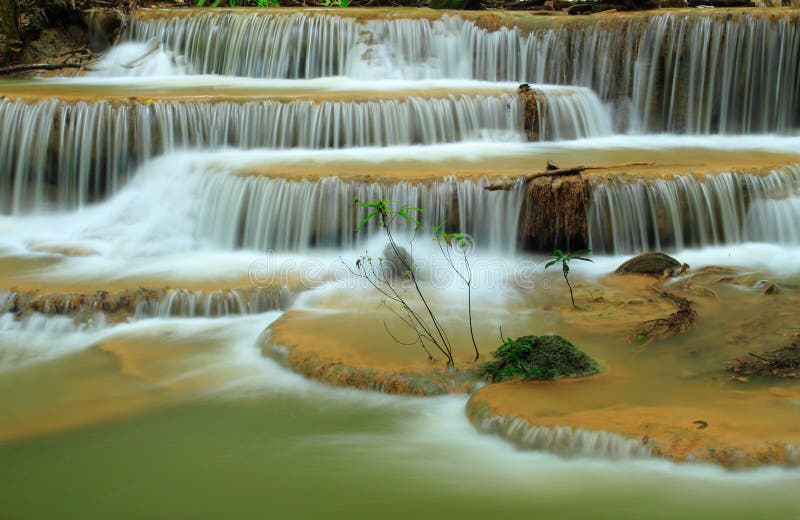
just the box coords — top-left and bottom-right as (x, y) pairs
(615, 252), (684, 277)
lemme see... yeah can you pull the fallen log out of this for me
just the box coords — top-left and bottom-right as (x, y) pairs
(484, 162), (655, 191)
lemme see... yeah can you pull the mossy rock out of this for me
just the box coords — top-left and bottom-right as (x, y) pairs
(478, 335), (600, 383)
(615, 252), (682, 276)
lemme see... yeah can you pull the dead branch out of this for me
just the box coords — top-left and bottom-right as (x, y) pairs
(748, 352), (778, 366)
(484, 162), (655, 191)
(0, 62), (91, 75)
(123, 43), (161, 69)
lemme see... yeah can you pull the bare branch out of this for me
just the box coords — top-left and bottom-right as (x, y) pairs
(484, 162), (655, 191)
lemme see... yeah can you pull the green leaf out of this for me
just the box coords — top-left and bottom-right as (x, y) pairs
(573, 257), (594, 263)
(544, 259), (558, 269)
(357, 210), (379, 231)
(563, 263), (570, 274)
(396, 210), (409, 221)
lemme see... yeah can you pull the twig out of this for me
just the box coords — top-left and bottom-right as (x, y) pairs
(748, 352), (778, 366)
(122, 43), (161, 69)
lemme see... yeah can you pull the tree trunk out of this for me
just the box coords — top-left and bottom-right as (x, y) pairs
(0, 0), (23, 55)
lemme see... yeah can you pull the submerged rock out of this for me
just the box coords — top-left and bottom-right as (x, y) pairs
(381, 243), (413, 278)
(615, 252), (687, 277)
(478, 335), (600, 382)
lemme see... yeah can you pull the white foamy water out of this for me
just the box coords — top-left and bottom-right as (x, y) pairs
(88, 41), (190, 77)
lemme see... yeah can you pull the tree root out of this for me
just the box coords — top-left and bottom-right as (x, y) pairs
(635, 291), (696, 344)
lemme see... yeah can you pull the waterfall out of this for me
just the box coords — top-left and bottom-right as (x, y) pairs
(535, 86), (612, 140)
(132, 288), (288, 318)
(588, 164), (800, 255)
(0, 94), (520, 214)
(195, 174), (525, 254)
(0, 287), (286, 323)
(126, 10), (800, 134)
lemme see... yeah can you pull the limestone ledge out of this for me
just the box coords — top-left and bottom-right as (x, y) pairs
(467, 385), (800, 468)
(133, 7), (800, 34)
(263, 335), (478, 396)
(1, 286), (288, 323)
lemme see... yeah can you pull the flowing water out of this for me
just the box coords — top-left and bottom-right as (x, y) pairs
(1, 7), (800, 519)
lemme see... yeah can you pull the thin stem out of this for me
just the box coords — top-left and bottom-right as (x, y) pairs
(464, 255), (479, 361)
(565, 271), (575, 306)
(384, 219), (454, 366)
(437, 238), (478, 361)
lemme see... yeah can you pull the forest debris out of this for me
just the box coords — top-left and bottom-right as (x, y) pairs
(635, 292), (696, 343)
(484, 162), (654, 191)
(728, 344), (800, 379)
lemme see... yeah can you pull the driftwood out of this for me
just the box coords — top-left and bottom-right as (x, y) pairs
(484, 162), (654, 191)
(0, 62), (92, 75)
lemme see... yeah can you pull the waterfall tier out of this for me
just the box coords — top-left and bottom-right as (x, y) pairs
(0, 287), (287, 323)
(127, 9), (800, 134)
(193, 162), (800, 255)
(195, 174), (525, 254)
(0, 94), (519, 213)
(589, 164), (800, 255)
(0, 84), (618, 214)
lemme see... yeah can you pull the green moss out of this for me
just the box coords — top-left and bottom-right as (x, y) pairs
(478, 335), (600, 383)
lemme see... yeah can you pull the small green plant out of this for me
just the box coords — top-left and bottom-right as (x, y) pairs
(545, 249), (593, 307)
(350, 199), (456, 368)
(346, 199), (480, 369)
(319, 0), (351, 6)
(478, 335), (600, 383)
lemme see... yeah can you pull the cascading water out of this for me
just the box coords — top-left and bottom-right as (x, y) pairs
(0, 94), (521, 213)
(127, 10), (800, 134)
(0, 85), (617, 213)
(588, 164), (800, 255)
(0, 287), (286, 322)
(534, 86), (612, 140)
(195, 173), (525, 254)
(132, 288), (288, 318)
